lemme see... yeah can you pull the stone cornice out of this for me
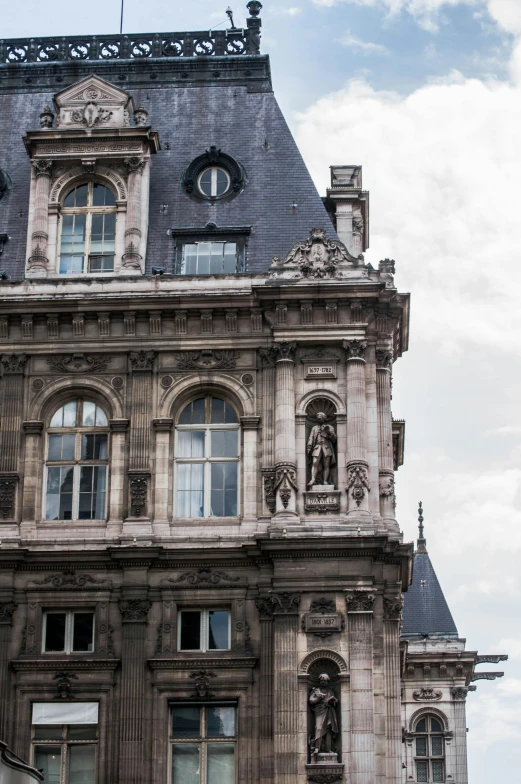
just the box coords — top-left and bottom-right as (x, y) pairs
(148, 656), (256, 670)
(12, 658), (119, 671)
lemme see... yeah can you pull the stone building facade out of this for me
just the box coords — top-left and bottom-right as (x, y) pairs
(0, 6), (506, 784)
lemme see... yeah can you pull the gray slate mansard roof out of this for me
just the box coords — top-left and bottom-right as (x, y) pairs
(0, 47), (336, 279)
(402, 517), (459, 638)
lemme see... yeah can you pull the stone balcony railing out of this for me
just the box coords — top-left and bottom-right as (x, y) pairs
(0, 1), (262, 64)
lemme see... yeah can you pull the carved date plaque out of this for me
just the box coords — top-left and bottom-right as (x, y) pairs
(304, 612), (343, 635)
(304, 364), (337, 379)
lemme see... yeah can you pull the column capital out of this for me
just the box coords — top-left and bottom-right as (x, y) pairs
(345, 590), (375, 613)
(129, 350), (157, 372)
(343, 339), (367, 361)
(23, 420), (43, 435)
(240, 415), (261, 430)
(376, 349), (393, 370)
(256, 592), (301, 617)
(32, 159), (54, 177)
(153, 417), (173, 432)
(119, 598), (151, 623)
(451, 687), (468, 701)
(260, 341), (297, 366)
(110, 418), (130, 433)
(383, 595), (403, 620)
(1, 353), (28, 375)
(0, 600), (16, 625)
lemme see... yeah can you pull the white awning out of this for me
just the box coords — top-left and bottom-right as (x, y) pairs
(31, 702), (99, 725)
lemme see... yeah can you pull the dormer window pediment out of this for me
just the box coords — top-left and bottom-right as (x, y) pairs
(53, 75), (134, 129)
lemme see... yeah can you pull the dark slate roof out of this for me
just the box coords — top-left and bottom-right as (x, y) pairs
(402, 550), (459, 638)
(0, 53), (336, 278)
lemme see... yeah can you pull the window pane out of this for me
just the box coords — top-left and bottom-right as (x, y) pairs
(82, 401), (96, 426)
(79, 466), (106, 520)
(207, 707), (235, 738)
(207, 743), (234, 784)
(89, 256), (114, 273)
(179, 398), (205, 425)
(69, 725), (97, 740)
(172, 744), (200, 784)
(415, 736), (427, 756)
(34, 726), (63, 740)
(211, 399), (238, 425)
(177, 463), (204, 518)
(210, 463), (237, 517)
(215, 168), (229, 195)
(184, 244), (198, 275)
(46, 466), (74, 520)
(209, 243), (224, 274)
(178, 431), (205, 458)
(45, 613), (66, 652)
(180, 611), (201, 650)
(432, 760), (444, 782)
(431, 736), (443, 756)
(63, 401), (77, 426)
(211, 431), (238, 458)
(223, 243), (237, 274)
(73, 613), (94, 652)
(48, 434), (75, 461)
(172, 706), (201, 738)
(34, 746), (62, 784)
(196, 243), (210, 275)
(92, 183), (116, 206)
(81, 434), (108, 460)
(416, 760), (428, 783)
(199, 169), (212, 196)
(430, 718), (443, 733)
(415, 719), (426, 733)
(208, 611), (230, 650)
(95, 405), (108, 426)
(68, 744), (96, 784)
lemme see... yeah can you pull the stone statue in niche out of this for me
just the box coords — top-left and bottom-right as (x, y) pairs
(309, 673), (339, 758)
(307, 412), (337, 487)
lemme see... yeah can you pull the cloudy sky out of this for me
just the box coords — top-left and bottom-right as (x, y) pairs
(4, 0), (521, 779)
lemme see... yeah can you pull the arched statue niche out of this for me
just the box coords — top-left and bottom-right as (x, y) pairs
(306, 398), (338, 489)
(307, 658), (341, 763)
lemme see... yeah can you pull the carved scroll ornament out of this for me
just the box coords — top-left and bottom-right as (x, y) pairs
(270, 228), (360, 280)
(346, 464), (370, 506)
(413, 687), (442, 701)
(46, 353), (111, 374)
(174, 350), (239, 370)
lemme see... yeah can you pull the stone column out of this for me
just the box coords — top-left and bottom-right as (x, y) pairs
(451, 688), (469, 783)
(260, 349), (276, 516)
(376, 350), (395, 522)
(21, 420), (43, 532)
(118, 598), (151, 784)
(383, 597), (403, 784)
(273, 342), (298, 521)
(108, 418), (129, 536)
(241, 416), (261, 523)
(271, 593), (301, 784)
(122, 157), (145, 272)
(344, 341), (370, 516)
(346, 591), (376, 784)
(0, 600), (16, 742)
(28, 159), (53, 276)
(255, 598), (275, 784)
(0, 354), (27, 523)
(125, 351), (156, 536)
(152, 418), (173, 535)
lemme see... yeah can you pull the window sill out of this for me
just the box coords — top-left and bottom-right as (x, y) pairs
(171, 517), (241, 525)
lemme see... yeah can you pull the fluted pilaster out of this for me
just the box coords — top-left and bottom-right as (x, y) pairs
(122, 157), (144, 270)
(272, 596), (300, 784)
(347, 592), (376, 784)
(344, 341), (370, 515)
(383, 597), (403, 784)
(272, 342), (298, 518)
(376, 351), (395, 521)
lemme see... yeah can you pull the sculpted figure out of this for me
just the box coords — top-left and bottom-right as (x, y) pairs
(309, 673), (339, 756)
(307, 412), (336, 487)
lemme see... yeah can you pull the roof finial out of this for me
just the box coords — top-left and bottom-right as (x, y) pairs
(417, 501), (427, 553)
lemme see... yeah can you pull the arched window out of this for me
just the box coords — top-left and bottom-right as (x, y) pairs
(44, 399), (109, 521)
(197, 166), (230, 198)
(414, 714), (445, 782)
(175, 396), (239, 518)
(60, 183), (116, 274)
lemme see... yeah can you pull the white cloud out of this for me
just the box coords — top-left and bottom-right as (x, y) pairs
(496, 638), (521, 659)
(340, 29), (390, 53)
(487, 425), (521, 435)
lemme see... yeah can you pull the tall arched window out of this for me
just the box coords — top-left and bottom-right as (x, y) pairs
(414, 714), (445, 782)
(175, 396), (239, 518)
(60, 183), (116, 274)
(44, 399), (109, 521)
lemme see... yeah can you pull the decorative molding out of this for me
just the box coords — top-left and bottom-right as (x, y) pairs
(262, 469), (276, 514)
(119, 599), (151, 622)
(345, 590), (375, 613)
(174, 350), (239, 371)
(299, 649), (348, 675)
(304, 491), (340, 514)
(307, 773), (343, 784)
(379, 258), (395, 274)
(54, 671), (78, 700)
(451, 687), (468, 701)
(1, 353), (27, 374)
(376, 350), (393, 370)
(259, 341), (297, 366)
(46, 353), (110, 374)
(413, 687), (442, 702)
(129, 474), (148, 517)
(170, 567), (243, 586)
(343, 340), (367, 361)
(379, 475), (395, 498)
(476, 655), (508, 664)
(310, 598), (336, 614)
(301, 346), (339, 362)
(383, 596), (403, 620)
(270, 592), (301, 614)
(0, 475), (17, 519)
(270, 227), (360, 279)
(30, 569), (111, 589)
(123, 156), (145, 174)
(471, 672), (504, 682)
(190, 670), (216, 698)
(33, 159), (54, 178)
(275, 464), (297, 509)
(0, 601), (16, 625)
(129, 350), (157, 371)
(346, 463), (370, 507)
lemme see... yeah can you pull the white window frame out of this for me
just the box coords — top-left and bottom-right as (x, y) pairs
(59, 182), (117, 275)
(174, 398), (240, 519)
(197, 166), (230, 198)
(169, 703), (237, 784)
(178, 609), (231, 653)
(42, 610), (95, 654)
(43, 399), (109, 522)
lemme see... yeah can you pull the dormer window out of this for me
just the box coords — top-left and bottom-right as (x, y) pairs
(198, 167), (230, 198)
(60, 183), (116, 274)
